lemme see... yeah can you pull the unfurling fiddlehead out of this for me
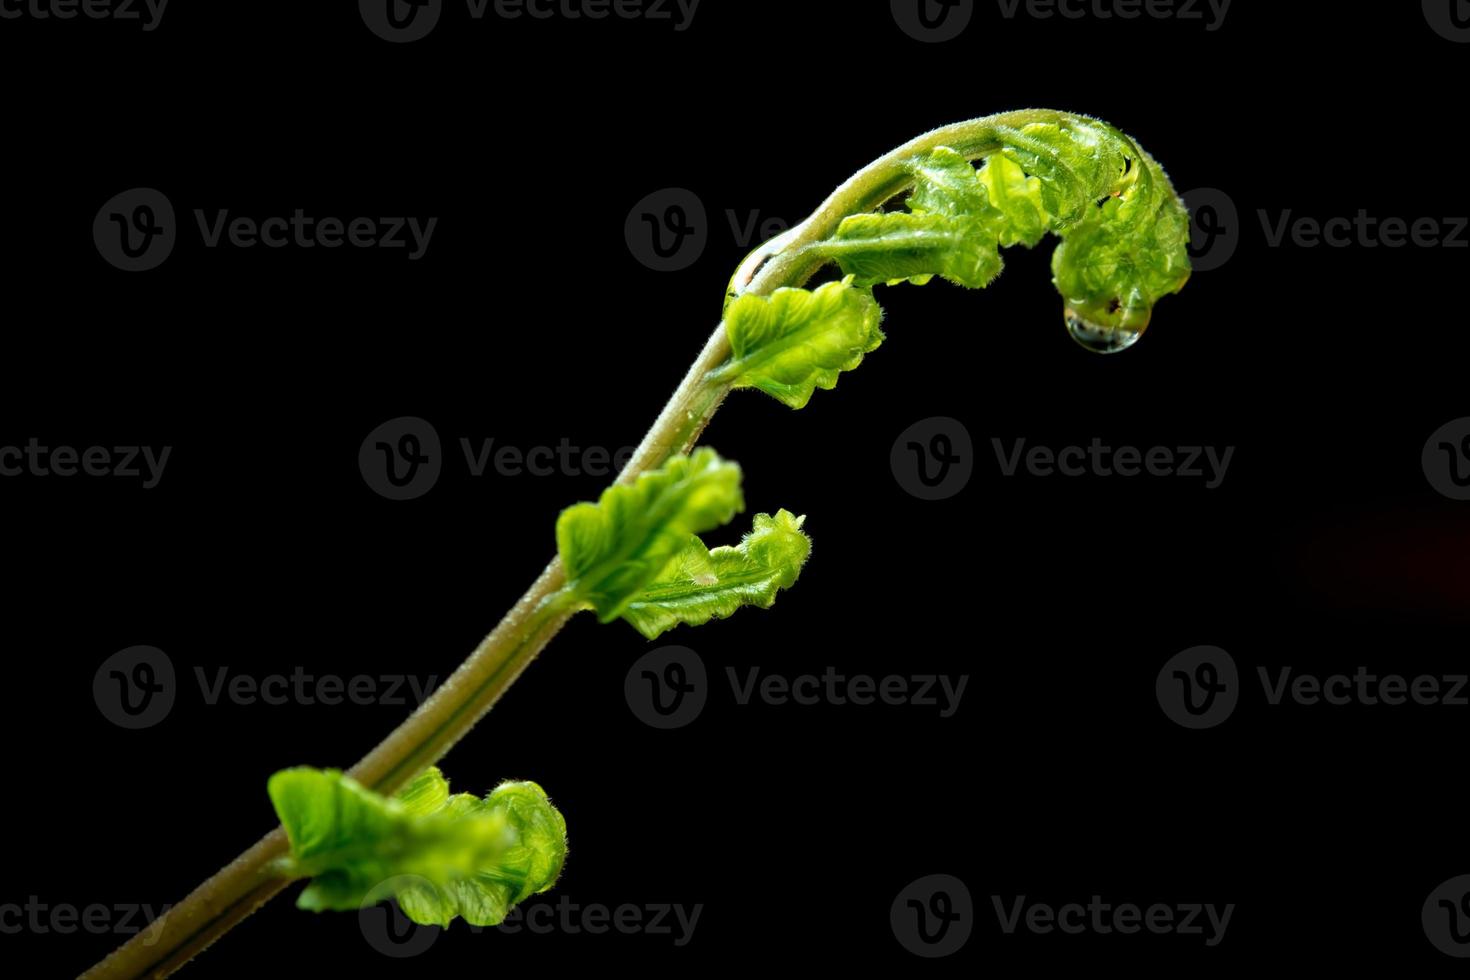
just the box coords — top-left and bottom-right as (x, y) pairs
(728, 111), (1191, 354)
(85, 109), (1190, 979)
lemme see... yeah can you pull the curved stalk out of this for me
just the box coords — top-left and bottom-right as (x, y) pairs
(81, 109), (1108, 979)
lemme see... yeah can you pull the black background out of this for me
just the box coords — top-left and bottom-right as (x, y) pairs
(3, 1), (1469, 975)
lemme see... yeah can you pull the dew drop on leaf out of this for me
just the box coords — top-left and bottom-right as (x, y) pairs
(1066, 311), (1144, 354)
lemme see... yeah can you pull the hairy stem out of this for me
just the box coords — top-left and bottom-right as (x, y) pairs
(82, 108), (1069, 979)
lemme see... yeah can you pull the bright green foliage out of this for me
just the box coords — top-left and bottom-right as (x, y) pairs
(558, 447), (745, 621)
(622, 509), (812, 639)
(268, 766), (567, 928)
(96, 113), (1196, 979)
(556, 451), (810, 636)
(1047, 155), (1192, 334)
(816, 146), (1051, 289)
(716, 277), (884, 408)
(817, 212), (1002, 289)
(975, 153), (1049, 247)
(805, 118), (1189, 342)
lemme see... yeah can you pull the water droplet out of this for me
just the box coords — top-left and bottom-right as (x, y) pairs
(1066, 311), (1144, 354)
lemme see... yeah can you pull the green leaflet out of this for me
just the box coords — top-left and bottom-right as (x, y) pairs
(396, 764), (451, 815)
(817, 146), (1050, 289)
(713, 277), (884, 409)
(557, 454), (810, 636)
(976, 154), (1049, 247)
(268, 766), (567, 928)
(557, 447), (745, 621)
(912, 147), (1049, 247)
(907, 146), (992, 216)
(816, 213), (1001, 289)
(622, 509), (812, 640)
